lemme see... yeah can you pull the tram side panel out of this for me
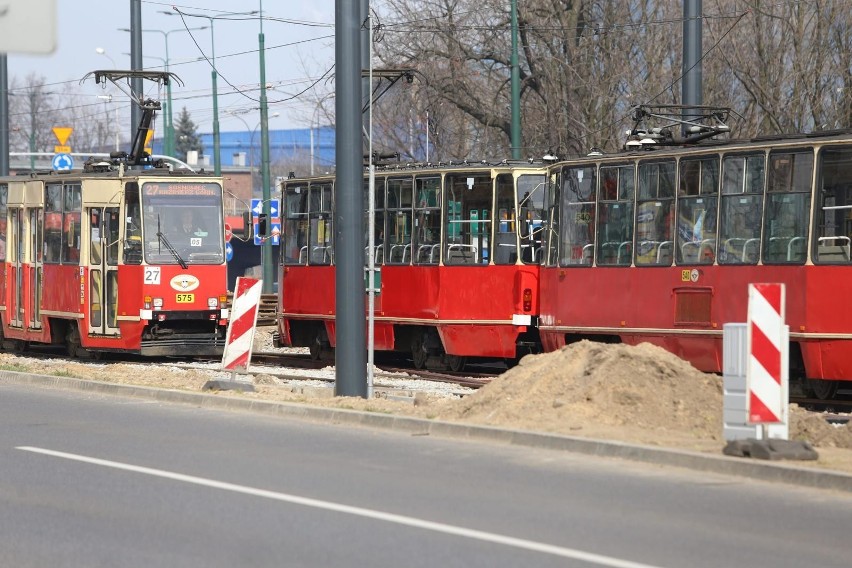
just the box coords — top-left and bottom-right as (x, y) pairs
(437, 264), (538, 359)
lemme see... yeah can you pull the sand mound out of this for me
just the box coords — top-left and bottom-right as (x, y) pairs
(434, 340), (852, 450)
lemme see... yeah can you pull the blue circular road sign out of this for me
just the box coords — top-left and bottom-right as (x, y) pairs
(52, 153), (74, 171)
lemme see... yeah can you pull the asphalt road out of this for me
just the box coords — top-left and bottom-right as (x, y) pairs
(1, 381), (850, 568)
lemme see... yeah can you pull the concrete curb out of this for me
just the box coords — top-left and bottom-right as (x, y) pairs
(4, 369), (852, 493)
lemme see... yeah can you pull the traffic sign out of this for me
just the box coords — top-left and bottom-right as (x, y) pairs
(54, 145), (71, 154)
(52, 126), (73, 145)
(224, 222), (233, 243)
(250, 198), (279, 218)
(225, 242), (234, 262)
(52, 153), (74, 171)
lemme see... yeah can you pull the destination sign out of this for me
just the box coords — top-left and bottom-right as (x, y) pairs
(142, 182), (220, 197)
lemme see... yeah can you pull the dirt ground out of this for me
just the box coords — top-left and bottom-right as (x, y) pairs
(3, 337), (852, 475)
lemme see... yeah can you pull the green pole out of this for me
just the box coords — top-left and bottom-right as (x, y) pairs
(165, 36), (174, 156)
(510, 0), (521, 160)
(210, 22), (221, 175)
(259, 10), (274, 294)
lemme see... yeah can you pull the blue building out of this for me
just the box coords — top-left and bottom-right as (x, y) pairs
(151, 125), (336, 173)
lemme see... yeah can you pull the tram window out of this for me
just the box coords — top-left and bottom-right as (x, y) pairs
(44, 183), (62, 264)
(414, 176), (440, 265)
(677, 157), (719, 265)
(494, 173), (517, 265)
(124, 184), (142, 265)
(62, 184), (82, 264)
(559, 166), (596, 267)
(444, 173), (490, 265)
(308, 183), (333, 265)
(283, 184), (309, 265)
(544, 171), (560, 267)
(596, 165), (634, 266)
(763, 151), (813, 264)
(635, 161), (675, 266)
(386, 177), (413, 264)
(814, 146), (852, 264)
(363, 178), (385, 265)
(516, 173), (546, 265)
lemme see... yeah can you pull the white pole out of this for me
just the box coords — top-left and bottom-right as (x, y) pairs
(366, 8), (375, 398)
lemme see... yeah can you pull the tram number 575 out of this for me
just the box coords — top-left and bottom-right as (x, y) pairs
(144, 267), (161, 285)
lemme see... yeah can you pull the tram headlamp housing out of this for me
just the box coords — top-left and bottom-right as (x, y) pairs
(208, 297), (219, 308)
(153, 297), (163, 309)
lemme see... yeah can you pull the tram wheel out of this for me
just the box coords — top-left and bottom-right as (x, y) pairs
(445, 355), (467, 373)
(66, 325), (81, 357)
(309, 332), (324, 361)
(806, 378), (839, 400)
(411, 336), (428, 370)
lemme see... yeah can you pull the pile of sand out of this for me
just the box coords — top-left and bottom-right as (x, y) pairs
(430, 341), (852, 450)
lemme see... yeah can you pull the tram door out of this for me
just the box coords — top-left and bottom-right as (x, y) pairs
(87, 207), (120, 336)
(27, 208), (43, 329)
(8, 207), (23, 328)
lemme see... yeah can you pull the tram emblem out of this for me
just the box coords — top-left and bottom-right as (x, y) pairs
(170, 275), (200, 292)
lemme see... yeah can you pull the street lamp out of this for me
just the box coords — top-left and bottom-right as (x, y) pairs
(160, 9), (258, 176)
(95, 47), (117, 67)
(118, 25), (207, 158)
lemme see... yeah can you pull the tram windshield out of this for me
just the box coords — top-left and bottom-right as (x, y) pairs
(139, 181), (225, 265)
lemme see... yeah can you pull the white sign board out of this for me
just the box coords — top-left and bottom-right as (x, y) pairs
(0, 0), (57, 54)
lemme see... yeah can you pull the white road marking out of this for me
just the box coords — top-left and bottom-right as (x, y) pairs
(17, 446), (665, 568)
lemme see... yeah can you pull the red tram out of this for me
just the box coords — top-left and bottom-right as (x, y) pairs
(539, 117), (852, 399)
(276, 163), (546, 370)
(0, 167), (229, 357)
(0, 70), (230, 358)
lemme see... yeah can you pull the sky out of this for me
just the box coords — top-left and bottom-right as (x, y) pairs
(7, 0), (337, 135)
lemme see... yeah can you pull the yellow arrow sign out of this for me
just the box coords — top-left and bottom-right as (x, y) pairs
(52, 126), (73, 145)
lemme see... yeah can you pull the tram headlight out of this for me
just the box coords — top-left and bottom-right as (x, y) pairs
(153, 297), (164, 309)
(208, 297), (219, 308)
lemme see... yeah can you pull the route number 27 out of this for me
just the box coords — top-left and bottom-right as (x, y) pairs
(144, 267), (161, 285)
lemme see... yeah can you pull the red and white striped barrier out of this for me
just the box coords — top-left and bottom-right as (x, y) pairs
(746, 283), (787, 424)
(222, 277), (263, 373)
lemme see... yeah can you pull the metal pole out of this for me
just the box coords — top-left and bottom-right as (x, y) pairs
(365, 0), (375, 398)
(682, 0), (703, 133)
(130, 0), (143, 141)
(335, 0), (367, 398)
(510, 0), (521, 159)
(210, 22), (221, 175)
(259, 4), (274, 294)
(164, 33), (174, 156)
(0, 55), (8, 176)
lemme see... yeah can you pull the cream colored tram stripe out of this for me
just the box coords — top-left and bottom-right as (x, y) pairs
(17, 446), (664, 568)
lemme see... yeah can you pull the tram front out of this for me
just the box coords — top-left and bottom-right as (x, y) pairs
(125, 179), (229, 356)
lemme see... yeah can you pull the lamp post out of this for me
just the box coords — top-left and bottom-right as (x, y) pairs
(119, 26), (207, 157)
(160, 9), (258, 176)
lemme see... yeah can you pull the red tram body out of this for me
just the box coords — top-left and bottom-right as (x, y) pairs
(538, 131), (852, 398)
(0, 167), (229, 357)
(276, 164), (546, 370)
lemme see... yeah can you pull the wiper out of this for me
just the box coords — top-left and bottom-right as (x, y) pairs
(155, 216), (187, 269)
